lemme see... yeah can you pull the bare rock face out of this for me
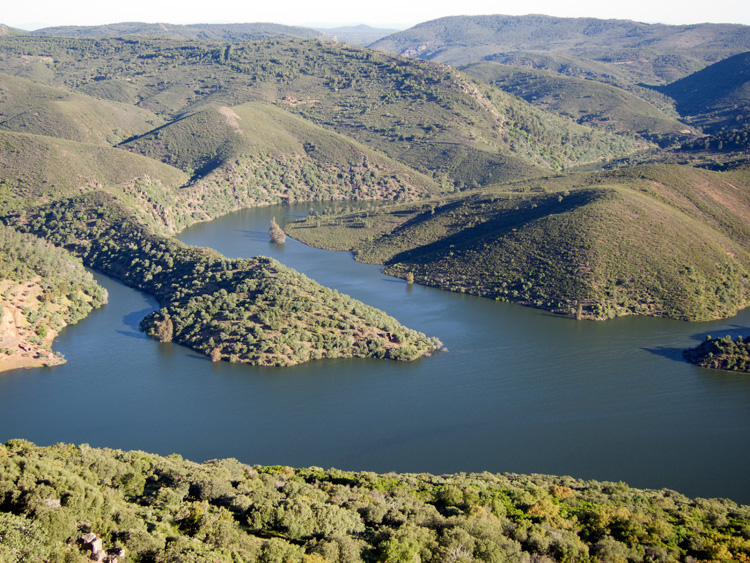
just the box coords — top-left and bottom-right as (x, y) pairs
(79, 533), (125, 562)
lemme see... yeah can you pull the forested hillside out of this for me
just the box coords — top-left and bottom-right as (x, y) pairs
(0, 19), (749, 368)
(287, 165), (750, 321)
(1, 440), (749, 563)
(4, 192), (440, 366)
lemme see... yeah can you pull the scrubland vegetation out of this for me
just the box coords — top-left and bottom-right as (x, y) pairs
(0, 14), (750, 558)
(1, 440), (750, 563)
(684, 335), (750, 372)
(0, 223), (107, 370)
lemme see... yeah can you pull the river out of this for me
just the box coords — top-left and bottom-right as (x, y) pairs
(1, 203), (749, 503)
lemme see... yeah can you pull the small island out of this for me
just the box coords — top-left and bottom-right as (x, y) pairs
(683, 335), (750, 372)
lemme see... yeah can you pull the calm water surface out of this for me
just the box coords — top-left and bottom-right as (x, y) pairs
(2, 203), (749, 503)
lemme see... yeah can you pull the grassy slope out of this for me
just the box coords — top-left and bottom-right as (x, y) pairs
(0, 73), (164, 145)
(461, 62), (694, 143)
(1, 440), (749, 563)
(0, 36), (644, 181)
(0, 130), (188, 219)
(123, 101), (438, 192)
(287, 164), (750, 321)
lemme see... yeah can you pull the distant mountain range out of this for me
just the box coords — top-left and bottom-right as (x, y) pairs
(26, 21), (328, 41)
(370, 14), (750, 85)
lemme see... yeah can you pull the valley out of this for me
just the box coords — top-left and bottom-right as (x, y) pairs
(1, 12), (750, 561)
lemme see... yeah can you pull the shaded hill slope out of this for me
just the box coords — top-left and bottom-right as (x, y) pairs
(461, 62), (694, 145)
(372, 15), (750, 85)
(287, 165), (750, 321)
(659, 51), (750, 132)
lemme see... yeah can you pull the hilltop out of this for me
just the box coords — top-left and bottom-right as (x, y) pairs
(26, 21), (329, 41)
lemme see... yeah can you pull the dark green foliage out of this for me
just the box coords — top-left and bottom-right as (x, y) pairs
(681, 126), (750, 154)
(5, 192), (439, 366)
(2, 441), (750, 563)
(684, 335), (750, 372)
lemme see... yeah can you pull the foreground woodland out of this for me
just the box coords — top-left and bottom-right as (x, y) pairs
(1, 440), (749, 563)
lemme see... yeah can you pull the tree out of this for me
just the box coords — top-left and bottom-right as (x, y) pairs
(269, 218), (286, 244)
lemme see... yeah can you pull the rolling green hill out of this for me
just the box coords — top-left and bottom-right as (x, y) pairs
(0, 130), (188, 219)
(0, 35), (644, 182)
(659, 51), (750, 132)
(0, 73), (163, 145)
(371, 15), (750, 86)
(287, 164), (750, 321)
(461, 62), (694, 145)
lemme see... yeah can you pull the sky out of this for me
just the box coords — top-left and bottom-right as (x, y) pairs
(3, 0), (749, 30)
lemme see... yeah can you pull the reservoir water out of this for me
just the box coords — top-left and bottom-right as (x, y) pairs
(2, 203), (749, 503)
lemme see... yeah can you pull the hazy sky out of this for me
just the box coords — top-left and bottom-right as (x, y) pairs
(5, 0), (749, 30)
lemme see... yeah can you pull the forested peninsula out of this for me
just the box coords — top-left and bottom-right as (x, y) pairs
(4, 193), (440, 367)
